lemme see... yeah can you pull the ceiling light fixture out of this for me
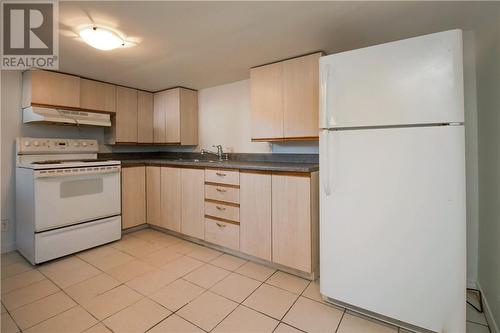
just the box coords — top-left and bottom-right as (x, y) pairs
(79, 26), (125, 51)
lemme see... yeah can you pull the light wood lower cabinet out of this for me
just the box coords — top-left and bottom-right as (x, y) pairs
(239, 171), (272, 261)
(181, 168), (205, 239)
(146, 166), (161, 227)
(140, 165), (318, 277)
(161, 167), (182, 232)
(271, 172), (319, 273)
(205, 218), (239, 250)
(122, 166), (146, 229)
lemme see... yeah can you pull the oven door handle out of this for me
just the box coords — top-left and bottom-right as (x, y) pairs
(34, 167), (120, 179)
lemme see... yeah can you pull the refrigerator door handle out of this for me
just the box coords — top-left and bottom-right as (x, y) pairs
(320, 64), (331, 128)
(321, 131), (332, 196)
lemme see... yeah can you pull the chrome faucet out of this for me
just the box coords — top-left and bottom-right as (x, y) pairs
(201, 145), (228, 161)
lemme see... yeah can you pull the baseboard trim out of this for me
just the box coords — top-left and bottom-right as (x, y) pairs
(477, 281), (499, 333)
(467, 278), (477, 289)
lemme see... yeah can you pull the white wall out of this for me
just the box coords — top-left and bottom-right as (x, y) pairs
(197, 80), (271, 153)
(475, 18), (500, 333)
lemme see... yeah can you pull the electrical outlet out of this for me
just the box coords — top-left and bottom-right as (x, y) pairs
(1, 219), (8, 232)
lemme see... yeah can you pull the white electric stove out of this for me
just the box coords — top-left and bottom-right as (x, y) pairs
(16, 137), (122, 264)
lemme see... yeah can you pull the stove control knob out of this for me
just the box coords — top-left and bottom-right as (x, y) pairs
(33, 141), (40, 147)
(74, 141), (80, 147)
(82, 142), (88, 147)
(24, 141), (31, 147)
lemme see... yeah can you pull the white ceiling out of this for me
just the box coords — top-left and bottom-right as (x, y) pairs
(58, 1), (499, 91)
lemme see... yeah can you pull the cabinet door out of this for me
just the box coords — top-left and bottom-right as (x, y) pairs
(146, 166), (161, 227)
(22, 70), (80, 109)
(153, 90), (167, 143)
(181, 168), (205, 239)
(138, 91), (154, 143)
(240, 171), (272, 261)
(272, 174), (312, 272)
(165, 89), (181, 143)
(283, 53), (320, 138)
(250, 62), (284, 140)
(161, 167), (181, 232)
(80, 78), (116, 113)
(115, 86), (138, 143)
(122, 166), (146, 229)
(179, 88), (198, 145)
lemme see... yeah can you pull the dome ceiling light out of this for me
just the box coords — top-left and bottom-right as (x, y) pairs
(79, 26), (125, 51)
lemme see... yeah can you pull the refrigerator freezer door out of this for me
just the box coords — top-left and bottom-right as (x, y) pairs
(319, 30), (464, 129)
(319, 126), (466, 332)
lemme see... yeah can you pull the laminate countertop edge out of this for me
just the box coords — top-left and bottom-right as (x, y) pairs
(115, 159), (319, 173)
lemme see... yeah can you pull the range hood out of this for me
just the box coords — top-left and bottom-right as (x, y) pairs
(23, 106), (111, 127)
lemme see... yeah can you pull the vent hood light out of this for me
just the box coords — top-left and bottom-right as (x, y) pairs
(79, 26), (124, 51)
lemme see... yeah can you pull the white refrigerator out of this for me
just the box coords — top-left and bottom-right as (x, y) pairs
(319, 30), (466, 333)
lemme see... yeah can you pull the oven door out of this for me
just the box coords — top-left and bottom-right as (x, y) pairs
(33, 166), (121, 232)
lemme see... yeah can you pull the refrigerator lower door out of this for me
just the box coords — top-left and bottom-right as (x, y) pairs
(319, 126), (466, 333)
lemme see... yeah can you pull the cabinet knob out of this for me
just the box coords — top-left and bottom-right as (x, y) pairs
(215, 206), (226, 211)
(215, 172), (226, 177)
(216, 223), (226, 228)
(215, 188), (227, 193)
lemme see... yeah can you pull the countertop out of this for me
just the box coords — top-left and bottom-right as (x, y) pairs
(116, 158), (319, 173)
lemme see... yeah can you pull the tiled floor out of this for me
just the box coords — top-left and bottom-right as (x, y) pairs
(0, 228), (490, 333)
(465, 290), (491, 333)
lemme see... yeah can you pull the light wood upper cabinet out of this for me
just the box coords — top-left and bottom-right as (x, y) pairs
(181, 168), (205, 239)
(250, 62), (284, 140)
(161, 167), (182, 232)
(250, 52), (322, 141)
(137, 91), (154, 143)
(22, 70), (80, 109)
(283, 53), (320, 138)
(122, 166), (146, 230)
(114, 86), (138, 143)
(271, 172), (319, 273)
(153, 88), (198, 145)
(240, 171), (272, 261)
(146, 166), (161, 227)
(80, 78), (116, 113)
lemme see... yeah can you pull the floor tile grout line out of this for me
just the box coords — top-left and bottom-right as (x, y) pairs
(1, 300), (22, 333)
(466, 318), (490, 327)
(0, 271), (48, 298)
(34, 267), (106, 325)
(333, 308), (347, 333)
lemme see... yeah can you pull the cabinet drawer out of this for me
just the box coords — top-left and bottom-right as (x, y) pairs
(205, 201), (239, 222)
(205, 184), (239, 204)
(205, 169), (239, 185)
(205, 218), (239, 250)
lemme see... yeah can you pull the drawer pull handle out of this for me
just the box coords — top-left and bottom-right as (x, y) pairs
(216, 188), (227, 193)
(216, 223), (226, 228)
(216, 206), (226, 211)
(216, 172), (226, 177)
